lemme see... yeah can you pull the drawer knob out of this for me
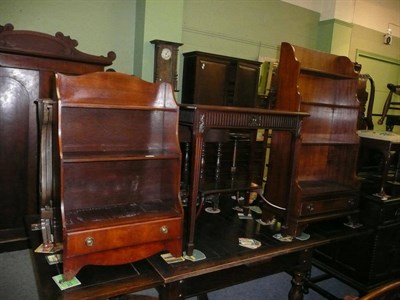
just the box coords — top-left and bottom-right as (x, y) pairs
(85, 237), (95, 247)
(160, 225), (169, 234)
(306, 204), (314, 213)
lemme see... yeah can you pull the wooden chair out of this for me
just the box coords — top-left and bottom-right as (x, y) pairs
(378, 83), (400, 131)
(357, 80), (400, 199)
(344, 280), (400, 300)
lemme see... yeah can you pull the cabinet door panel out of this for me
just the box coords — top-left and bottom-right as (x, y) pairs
(0, 68), (39, 235)
(194, 59), (229, 106)
(233, 63), (259, 107)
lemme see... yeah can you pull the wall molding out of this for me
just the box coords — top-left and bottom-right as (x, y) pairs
(182, 26), (278, 51)
(356, 49), (400, 66)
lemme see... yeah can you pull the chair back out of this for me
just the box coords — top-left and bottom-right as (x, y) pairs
(357, 74), (375, 130)
(378, 83), (400, 131)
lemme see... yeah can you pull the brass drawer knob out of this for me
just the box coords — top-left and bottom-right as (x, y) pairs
(306, 204), (314, 213)
(85, 237), (95, 247)
(160, 225), (169, 234)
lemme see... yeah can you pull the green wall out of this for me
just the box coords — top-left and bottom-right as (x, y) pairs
(0, 0), (136, 74)
(0, 0), (320, 78)
(1, 0), (399, 93)
(181, 0), (320, 60)
(134, 0), (184, 81)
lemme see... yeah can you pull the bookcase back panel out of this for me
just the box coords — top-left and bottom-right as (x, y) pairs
(331, 108), (360, 139)
(325, 146), (359, 184)
(297, 145), (330, 181)
(61, 108), (178, 153)
(62, 159), (179, 211)
(301, 105), (334, 138)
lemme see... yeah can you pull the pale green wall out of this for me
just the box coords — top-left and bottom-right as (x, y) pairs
(316, 20), (334, 53)
(330, 20), (353, 57)
(349, 24), (400, 63)
(1, 0), (399, 88)
(181, 0), (320, 61)
(0, 0), (136, 74)
(134, 0), (184, 81)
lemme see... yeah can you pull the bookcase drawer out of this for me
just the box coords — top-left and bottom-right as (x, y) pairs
(65, 217), (182, 256)
(300, 196), (358, 216)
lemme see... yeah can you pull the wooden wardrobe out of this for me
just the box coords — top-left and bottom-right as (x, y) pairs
(0, 23), (115, 251)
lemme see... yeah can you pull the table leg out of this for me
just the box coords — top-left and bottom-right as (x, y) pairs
(158, 281), (183, 300)
(288, 249), (312, 300)
(289, 271), (305, 300)
(187, 127), (204, 255)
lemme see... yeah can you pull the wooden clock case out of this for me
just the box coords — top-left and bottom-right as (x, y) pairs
(150, 39), (183, 91)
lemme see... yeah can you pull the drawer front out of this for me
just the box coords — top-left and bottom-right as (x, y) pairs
(300, 196), (357, 216)
(65, 217), (182, 256)
(381, 202), (400, 225)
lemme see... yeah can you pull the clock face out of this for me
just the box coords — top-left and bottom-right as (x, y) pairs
(161, 48), (172, 60)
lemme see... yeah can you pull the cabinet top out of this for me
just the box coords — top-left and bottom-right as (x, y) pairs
(183, 51), (261, 65)
(0, 23), (115, 66)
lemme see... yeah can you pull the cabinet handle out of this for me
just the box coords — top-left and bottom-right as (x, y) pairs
(306, 204), (314, 213)
(395, 208), (400, 218)
(160, 225), (169, 234)
(348, 199), (355, 207)
(85, 237), (95, 247)
(201, 63), (205, 70)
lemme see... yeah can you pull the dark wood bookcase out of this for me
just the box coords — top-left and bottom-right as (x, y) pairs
(264, 42), (361, 237)
(50, 72), (183, 280)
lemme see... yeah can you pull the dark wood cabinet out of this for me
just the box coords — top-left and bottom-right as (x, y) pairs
(313, 192), (400, 292)
(181, 51), (261, 107)
(48, 72), (183, 280)
(263, 42), (361, 237)
(0, 24), (115, 251)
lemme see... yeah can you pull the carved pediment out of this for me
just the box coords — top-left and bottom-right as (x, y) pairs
(0, 23), (115, 66)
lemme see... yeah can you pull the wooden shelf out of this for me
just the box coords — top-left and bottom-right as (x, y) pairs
(62, 151), (180, 162)
(302, 134), (359, 145)
(61, 102), (177, 111)
(301, 67), (358, 79)
(299, 180), (357, 197)
(301, 101), (360, 109)
(65, 201), (181, 229)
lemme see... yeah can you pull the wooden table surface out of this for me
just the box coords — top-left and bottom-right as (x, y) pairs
(149, 197), (371, 299)
(27, 197), (371, 300)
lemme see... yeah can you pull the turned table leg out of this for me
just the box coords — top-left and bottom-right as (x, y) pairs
(288, 248), (312, 300)
(289, 271), (305, 300)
